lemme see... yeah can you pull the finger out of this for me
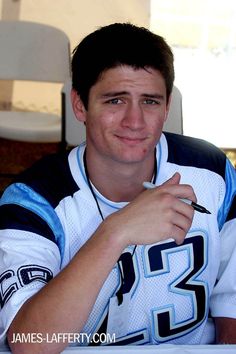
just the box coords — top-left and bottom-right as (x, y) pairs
(166, 203), (193, 231)
(170, 224), (190, 245)
(161, 184), (197, 204)
(173, 197), (196, 217)
(162, 172), (181, 186)
(176, 185), (197, 204)
(172, 212), (193, 234)
(161, 201), (194, 245)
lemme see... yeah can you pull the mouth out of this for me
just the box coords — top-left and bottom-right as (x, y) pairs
(115, 135), (147, 145)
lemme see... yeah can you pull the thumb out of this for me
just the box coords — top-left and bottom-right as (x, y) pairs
(163, 172), (181, 186)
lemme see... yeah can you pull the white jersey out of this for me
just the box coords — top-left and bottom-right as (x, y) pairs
(0, 132), (236, 346)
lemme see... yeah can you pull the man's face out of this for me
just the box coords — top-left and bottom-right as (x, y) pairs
(74, 65), (170, 165)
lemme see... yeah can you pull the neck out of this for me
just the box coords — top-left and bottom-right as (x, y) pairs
(84, 150), (156, 202)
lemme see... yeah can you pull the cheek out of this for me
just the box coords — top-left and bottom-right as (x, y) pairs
(100, 107), (121, 123)
(86, 112), (116, 141)
(96, 113), (120, 132)
(149, 117), (165, 135)
(146, 119), (165, 147)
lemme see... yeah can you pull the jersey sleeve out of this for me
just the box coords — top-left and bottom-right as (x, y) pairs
(0, 182), (63, 345)
(210, 158), (236, 318)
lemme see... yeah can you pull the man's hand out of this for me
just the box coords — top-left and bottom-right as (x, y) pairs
(107, 172), (196, 247)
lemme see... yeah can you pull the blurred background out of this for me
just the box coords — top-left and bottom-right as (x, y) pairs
(0, 0), (235, 193)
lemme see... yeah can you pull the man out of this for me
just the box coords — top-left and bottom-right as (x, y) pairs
(0, 23), (236, 353)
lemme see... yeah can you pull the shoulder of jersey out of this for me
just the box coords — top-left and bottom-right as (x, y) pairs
(15, 151), (80, 208)
(163, 132), (226, 179)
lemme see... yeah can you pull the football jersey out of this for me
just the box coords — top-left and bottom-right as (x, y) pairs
(0, 132), (236, 346)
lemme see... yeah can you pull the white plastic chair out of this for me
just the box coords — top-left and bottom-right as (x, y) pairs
(0, 21), (71, 143)
(164, 86), (183, 134)
(61, 82), (183, 147)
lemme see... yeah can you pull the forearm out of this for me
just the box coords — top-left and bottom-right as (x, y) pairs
(7, 178), (196, 353)
(8, 218), (125, 354)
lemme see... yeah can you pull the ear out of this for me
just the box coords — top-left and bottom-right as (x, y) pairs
(71, 89), (87, 123)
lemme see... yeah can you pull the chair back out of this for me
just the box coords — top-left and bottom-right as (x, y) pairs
(0, 20), (70, 82)
(164, 86), (183, 134)
(0, 21), (71, 143)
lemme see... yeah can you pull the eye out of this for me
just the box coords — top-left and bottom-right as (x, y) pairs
(143, 99), (160, 105)
(106, 98), (122, 105)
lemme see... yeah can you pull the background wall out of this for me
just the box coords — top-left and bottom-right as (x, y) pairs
(0, 0), (150, 47)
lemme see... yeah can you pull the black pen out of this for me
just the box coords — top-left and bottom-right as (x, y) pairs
(143, 181), (211, 215)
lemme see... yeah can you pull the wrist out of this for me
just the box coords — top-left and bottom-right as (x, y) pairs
(97, 213), (128, 254)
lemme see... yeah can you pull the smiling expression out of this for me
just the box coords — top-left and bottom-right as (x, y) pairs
(72, 65), (170, 167)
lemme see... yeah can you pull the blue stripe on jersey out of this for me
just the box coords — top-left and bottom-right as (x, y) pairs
(16, 151), (79, 208)
(218, 159), (236, 228)
(0, 183), (65, 258)
(0, 204), (56, 243)
(164, 132), (226, 179)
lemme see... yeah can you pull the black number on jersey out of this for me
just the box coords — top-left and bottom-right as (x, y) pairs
(0, 265), (53, 308)
(146, 233), (207, 342)
(0, 270), (18, 309)
(92, 232), (207, 345)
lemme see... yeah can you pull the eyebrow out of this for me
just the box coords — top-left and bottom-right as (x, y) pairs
(101, 91), (165, 100)
(141, 93), (165, 100)
(101, 91), (129, 98)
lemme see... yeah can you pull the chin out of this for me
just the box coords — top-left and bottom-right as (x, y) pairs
(114, 148), (152, 164)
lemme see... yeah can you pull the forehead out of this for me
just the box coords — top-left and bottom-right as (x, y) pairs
(93, 65), (166, 94)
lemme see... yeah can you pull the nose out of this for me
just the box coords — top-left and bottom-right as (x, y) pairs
(121, 102), (145, 130)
